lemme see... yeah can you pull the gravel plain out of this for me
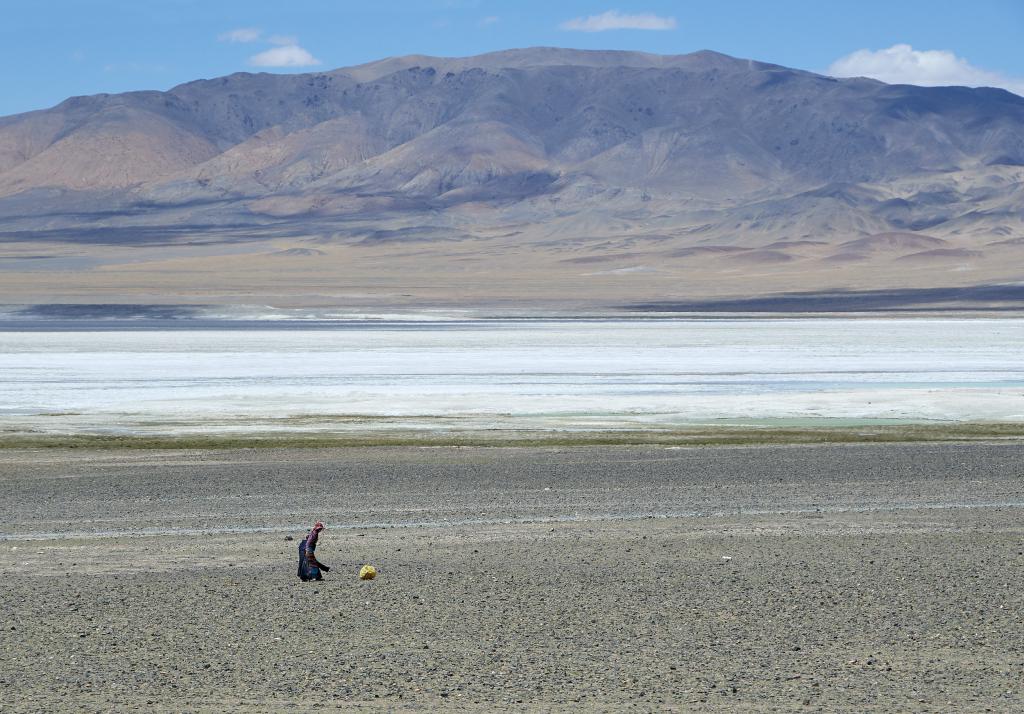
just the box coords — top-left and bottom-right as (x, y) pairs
(1, 444), (1023, 712)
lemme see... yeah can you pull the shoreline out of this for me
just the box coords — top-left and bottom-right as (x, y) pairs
(4, 421), (1024, 449)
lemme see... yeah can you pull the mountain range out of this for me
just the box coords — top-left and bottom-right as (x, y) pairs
(1, 47), (1022, 313)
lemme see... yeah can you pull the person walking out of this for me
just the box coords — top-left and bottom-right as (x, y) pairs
(297, 520), (331, 581)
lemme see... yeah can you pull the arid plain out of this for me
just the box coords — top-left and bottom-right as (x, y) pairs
(3, 444), (1022, 712)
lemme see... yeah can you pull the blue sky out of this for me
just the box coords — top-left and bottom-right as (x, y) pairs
(2, 0), (1022, 116)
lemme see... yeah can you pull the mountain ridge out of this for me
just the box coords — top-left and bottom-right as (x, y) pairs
(0, 47), (1022, 311)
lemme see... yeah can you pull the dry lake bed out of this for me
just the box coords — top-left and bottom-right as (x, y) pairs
(2, 318), (1022, 436)
(2, 443), (1022, 712)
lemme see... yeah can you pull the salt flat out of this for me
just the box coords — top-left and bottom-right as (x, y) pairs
(0, 318), (1022, 436)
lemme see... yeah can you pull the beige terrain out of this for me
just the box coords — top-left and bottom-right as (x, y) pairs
(2, 228), (1024, 314)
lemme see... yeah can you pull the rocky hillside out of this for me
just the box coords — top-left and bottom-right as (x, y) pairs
(1, 48), (1022, 311)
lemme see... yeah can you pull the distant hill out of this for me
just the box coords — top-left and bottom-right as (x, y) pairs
(1, 47), (1022, 312)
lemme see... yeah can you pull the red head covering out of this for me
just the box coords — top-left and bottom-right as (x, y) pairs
(312, 521), (325, 531)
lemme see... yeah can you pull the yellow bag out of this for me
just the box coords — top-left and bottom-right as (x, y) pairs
(359, 564), (377, 580)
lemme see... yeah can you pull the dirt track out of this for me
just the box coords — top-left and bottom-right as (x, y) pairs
(2, 444), (1023, 711)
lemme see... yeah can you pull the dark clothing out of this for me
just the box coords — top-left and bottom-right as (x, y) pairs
(297, 540), (320, 581)
(297, 528), (328, 581)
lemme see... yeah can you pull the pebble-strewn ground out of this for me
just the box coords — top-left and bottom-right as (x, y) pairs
(1, 444), (1022, 712)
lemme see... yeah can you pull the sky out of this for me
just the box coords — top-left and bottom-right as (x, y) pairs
(1, 0), (1022, 116)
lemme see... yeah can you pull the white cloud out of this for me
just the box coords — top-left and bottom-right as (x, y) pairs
(828, 44), (1024, 97)
(267, 34), (298, 46)
(560, 10), (676, 32)
(249, 44), (321, 68)
(218, 27), (262, 43)
(479, 15), (499, 26)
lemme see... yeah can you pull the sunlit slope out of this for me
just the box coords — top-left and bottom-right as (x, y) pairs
(1, 48), (1022, 308)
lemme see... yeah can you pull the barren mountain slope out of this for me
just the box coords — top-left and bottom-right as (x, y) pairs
(0, 48), (1022, 311)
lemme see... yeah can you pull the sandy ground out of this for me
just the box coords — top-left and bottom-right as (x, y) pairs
(1, 444), (1023, 712)
(2, 231), (1024, 316)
